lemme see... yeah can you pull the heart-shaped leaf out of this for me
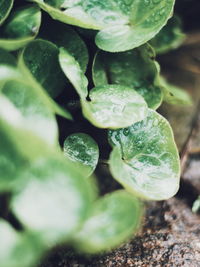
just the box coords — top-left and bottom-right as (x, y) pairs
(0, 5), (41, 51)
(30, 0), (175, 52)
(82, 84), (148, 129)
(22, 39), (67, 98)
(0, 0), (14, 25)
(93, 44), (163, 109)
(64, 133), (99, 177)
(74, 190), (143, 253)
(109, 109), (180, 200)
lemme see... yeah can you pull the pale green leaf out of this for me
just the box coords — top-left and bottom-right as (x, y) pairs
(82, 84), (148, 129)
(0, 220), (45, 267)
(0, 5), (41, 51)
(0, 0), (14, 25)
(64, 133), (99, 177)
(2, 80), (58, 145)
(109, 109), (180, 200)
(11, 156), (94, 245)
(93, 44), (163, 109)
(74, 190), (143, 253)
(59, 48), (88, 99)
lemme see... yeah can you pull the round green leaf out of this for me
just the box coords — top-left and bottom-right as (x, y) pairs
(0, 220), (45, 267)
(74, 190), (143, 254)
(109, 109), (180, 200)
(0, 5), (41, 51)
(2, 80), (58, 145)
(82, 84), (148, 129)
(0, 0), (14, 25)
(22, 39), (67, 98)
(64, 133), (99, 177)
(41, 22), (89, 73)
(93, 44), (163, 109)
(59, 48), (88, 99)
(31, 0), (175, 52)
(150, 15), (185, 55)
(11, 157), (93, 245)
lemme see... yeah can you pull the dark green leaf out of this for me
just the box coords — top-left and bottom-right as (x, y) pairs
(0, 0), (14, 25)
(22, 39), (67, 98)
(93, 44), (163, 109)
(0, 5), (41, 51)
(150, 15), (185, 54)
(64, 133), (99, 177)
(109, 109), (180, 200)
(74, 190), (143, 253)
(41, 22), (89, 73)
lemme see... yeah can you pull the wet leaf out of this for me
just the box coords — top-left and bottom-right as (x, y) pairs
(0, 5), (41, 51)
(30, 0), (175, 52)
(109, 109), (180, 200)
(64, 133), (99, 177)
(74, 190), (143, 253)
(93, 44), (163, 109)
(59, 48), (88, 99)
(82, 84), (148, 129)
(22, 39), (67, 98)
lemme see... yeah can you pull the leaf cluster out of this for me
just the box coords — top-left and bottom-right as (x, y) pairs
(0, 0), (191, 266)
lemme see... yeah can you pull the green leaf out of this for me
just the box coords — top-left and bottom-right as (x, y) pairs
(18, 59), (72, 120)
(0, 0), (14, 25)
(59, 48), (88, 99)
(64, 133), (99, 177)
(0, 48), (16, 66)
(0, 5), (41, 51)
(11, 156), (94, 245)
(82, 84), (148, 129)
(159, 76), (192, 106)
(21, 39), (67, 98)
(150, 15), (185, 54)
(30, 0), (175, 52)
(109, 109), (180, 200)
(74, 190), (143, 254)
(0, 220), (45, 267)
(92, 44), (163, 109)
(40, 22), (89, 73)
(2, 80), (59, 145)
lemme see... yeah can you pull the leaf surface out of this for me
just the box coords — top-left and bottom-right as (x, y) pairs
(109, 109), (180, 200)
